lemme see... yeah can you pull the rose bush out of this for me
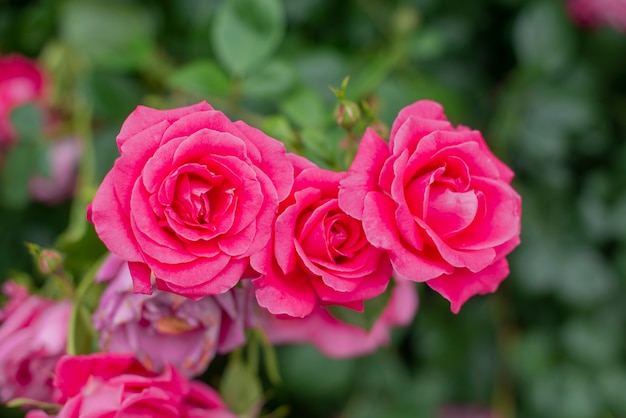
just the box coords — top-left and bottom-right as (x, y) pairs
(253, 278), (418, 358)
(24, 353), (236, 418)
(339, 100), (521, 312)
(88, 101), (293, 298)
(93, 254), (247, 377)
(251, 154), (392, 318)
(0, 54), (45, 145)
(0, 281), (70, 404)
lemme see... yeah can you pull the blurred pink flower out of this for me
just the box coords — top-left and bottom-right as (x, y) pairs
(24, 353), (237, 418)
(567, 0), (626, 32)
(28, 136), (81, 204)
(93, 254), (247, 378)
(251, 279), (418, 358)
(0, 281), (70, 404)
(0, 54), (45, 144)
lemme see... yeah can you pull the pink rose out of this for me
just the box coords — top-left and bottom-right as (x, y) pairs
(0, 281), (70, 404)
(25, 353), (236, 418)
(93, 254), (247, 377)
(0, 54), (45, 144)
(251, 154), (392, 318)
(253, 279), (418, 358)
(88, 101), (293, 298)
(339, 100), (521, 313)
(567, 0), (626, 33)
(29, 136), (81, 204)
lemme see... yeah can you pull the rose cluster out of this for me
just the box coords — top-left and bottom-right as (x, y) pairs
(1, 94), (520, 416)
(89, 99), (520, 317)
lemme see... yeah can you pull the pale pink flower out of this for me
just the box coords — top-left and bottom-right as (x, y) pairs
(93, 254), (247, 377)
(0, 281), (70, 404)
(29, 136), (81, 204)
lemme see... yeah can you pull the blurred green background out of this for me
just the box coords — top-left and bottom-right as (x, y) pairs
(1, 0), (625, 417)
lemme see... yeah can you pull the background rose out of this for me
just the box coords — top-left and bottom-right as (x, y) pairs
(28, 136), (81, 204)
(88, 101), (293, 298)
(0, 281), (69, 404)
(566, 0), (626, 32)
(93, 253), (247, 377)
(252, 154), (392, 318)
(24, 353), (237, 418)
(0, 54), (45, 145)
(339, 100), (521, 313)
(252, 279), (418, 358)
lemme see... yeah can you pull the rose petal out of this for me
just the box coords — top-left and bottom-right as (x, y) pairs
(338, 128), (390, 219)
(426, 259), (510, 313)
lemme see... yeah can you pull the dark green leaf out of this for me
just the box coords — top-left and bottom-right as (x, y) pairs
(1, 143), (38, 209)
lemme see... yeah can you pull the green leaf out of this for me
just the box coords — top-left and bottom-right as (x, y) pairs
(261, 115), (298, 151)
(513, 2), (574, 73)
(1, 142), (37, 209)
(220, 350), (263, 415)
(299, 128), (337, 169)
(67, 301), (94, 356)
(280, 88), (328, 128)
(167, 60), (232, 98)
(10, 104), (42, 142)
(241, 60), (296, 99)
(211, 0), (285, 77)
(60, 0), (156, 70)
(327, 282), (395, 331)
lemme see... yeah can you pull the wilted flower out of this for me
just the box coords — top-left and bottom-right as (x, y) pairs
(93, 254), (247, 377)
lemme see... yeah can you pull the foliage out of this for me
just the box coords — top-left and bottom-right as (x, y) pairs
(0, 0), (625, 417)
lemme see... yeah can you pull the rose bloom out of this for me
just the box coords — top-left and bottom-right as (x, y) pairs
(0, 281), (70, 404)
(253, 278), (418, 358)
(25, 353), (237, 418)
(0, 54), (45, 144)
(88, 101), (293, 298)
(93, 254), (246, 377)
(29, 136), (81, 204)
(339, 100), (521, 313)
(567, 0), (626, 33)
(251, 154), (392, 318)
